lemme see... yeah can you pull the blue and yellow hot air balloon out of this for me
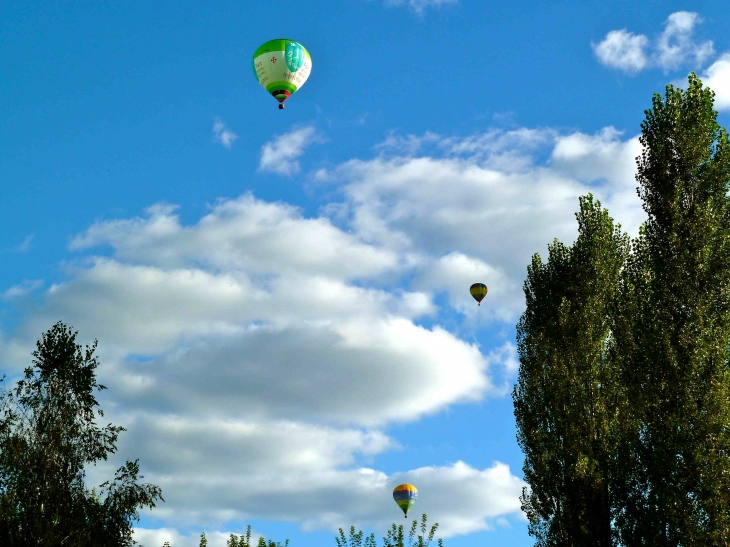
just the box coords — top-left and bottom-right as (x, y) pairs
(393, 484), (418, 518)
(253, 39), (312, 109)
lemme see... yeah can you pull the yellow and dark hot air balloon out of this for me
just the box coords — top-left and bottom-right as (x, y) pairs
(393, 484), (418, 518)
(253, 39), (312, 109)
(470, 283), (488, 306)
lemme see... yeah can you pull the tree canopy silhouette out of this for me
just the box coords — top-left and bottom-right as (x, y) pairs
(0, 321), (164, 546)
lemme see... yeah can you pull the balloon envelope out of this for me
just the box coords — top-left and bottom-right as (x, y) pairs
(393, 484), (418, 517)
(470, 283), (488, 305)
(253, 39), (312, 108)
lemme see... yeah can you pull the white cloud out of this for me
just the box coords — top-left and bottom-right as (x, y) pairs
(0, 122), (649, 543)
(484, 342), (519, 396)
(592, 29), (649, 74)
(375, 131), (442, 156)
(133, 527), (273, 547)
(68, 197), (398, 280)
(374, 128), (554, 172)
(259, 126), (319, 176)
(18, 235), (34, 253)
(698, 53), (730, 111)
(655, 12), (714, 71)
(551, 127), (641, 187)
(319, 128), (644, 329)
(110, 438), (525, 543)
(30, 289), (490, 424)
(414, 252), (518, 322)
(213, 117), (239, 149)
(593, 11), (714, 74)
(2, 279), (43, 299)
(384, 0), (458, 15)
(297, 461), (525, 538)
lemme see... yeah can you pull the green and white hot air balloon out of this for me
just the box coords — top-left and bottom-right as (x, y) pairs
(253, 39), (312, 109)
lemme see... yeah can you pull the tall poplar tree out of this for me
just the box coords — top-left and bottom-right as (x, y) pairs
(610, 74), (730, 546)
(514, 194), (628, 547)
(514, 74), (730, 546)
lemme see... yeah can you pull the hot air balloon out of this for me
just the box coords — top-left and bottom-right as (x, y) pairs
(470, 283), (488, 306)
(393, 484), (418, 518)
(253, 39), (312, 109)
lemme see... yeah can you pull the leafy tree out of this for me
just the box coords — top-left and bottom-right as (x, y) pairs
(514, 195), (628, 546)
(255, 538), (289, 547)
(610, 74), (730, 546)
(163, 524), (289, 547)
(514, 73), (730, 546)
(336, 514), (443, 547)
(336, 525), (378, 547)
(0, 321), (164, 546)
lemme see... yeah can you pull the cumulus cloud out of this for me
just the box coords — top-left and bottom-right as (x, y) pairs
(384, 0), (458, 15)
(592, 29), (649, 74)
(414, 252), (518, 322)
(133, 527), (278, 547)
(109, 426), (526, 543)
(213, 117), (239, 149)
(69, 197), (398, 280)
(0, 122), (649, 543)
(29, 280), (489, 425)
(259, 126), (319, 176)
(593, 11), (714, 74)
(0, 180), (527, 541)
(298, 460), (525, 538)
(698, 53), (730, 111)
(655, 12), (714, 71)
(319, 128), (644, 328)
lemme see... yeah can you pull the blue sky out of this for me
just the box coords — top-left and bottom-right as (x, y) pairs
(2, 1), (730, 546)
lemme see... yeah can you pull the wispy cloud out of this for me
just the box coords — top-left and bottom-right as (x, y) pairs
(2, 279), (43, 299)
(655, 12), (715, 71)
(258, 126), (319, 176)
(593, 11), (714, 74)
(384, 0), (458, 15)
(212, 117), (239, 149)
(374, 130), (441, 156)
(18, 235), (34, 253)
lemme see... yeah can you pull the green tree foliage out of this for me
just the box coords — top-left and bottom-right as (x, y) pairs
(514, 73), (730, 546)
(255, 538), (289, 547)
(610, 74), (730, 546)
(336, 525), (378, 547)
(183, 525), (288, 547)
(336, 514), (443, 547)
(0, 321), (164, 546)
(514, 194), (628, 547)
